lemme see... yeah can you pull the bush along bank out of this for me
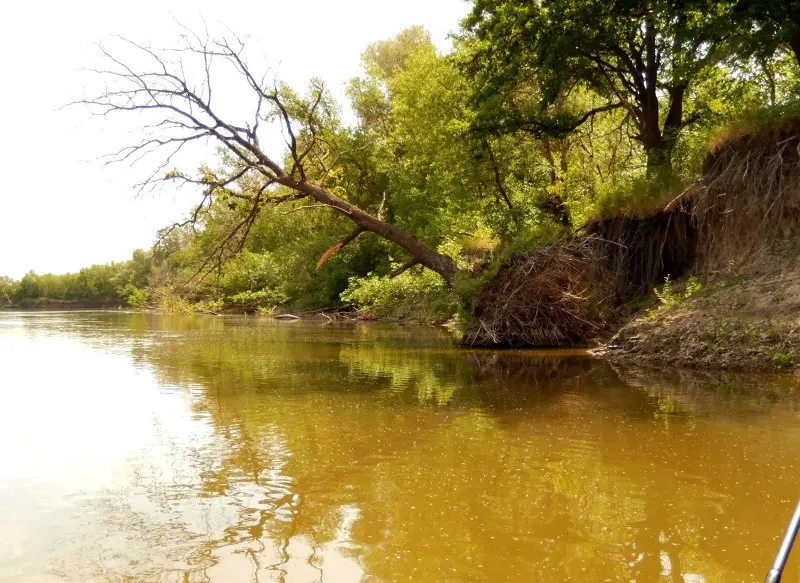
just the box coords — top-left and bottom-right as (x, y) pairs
(465, 119), (800, 372)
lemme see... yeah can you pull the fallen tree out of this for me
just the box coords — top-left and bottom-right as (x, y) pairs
(77, 32), (461, 284)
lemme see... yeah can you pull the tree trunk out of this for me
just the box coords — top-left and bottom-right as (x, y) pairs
(644, 146), (671, 175)
(790, 23), (800, 68)
(539, 140), (572, 226)
(641, 117), (670, 176)
(291, 179), (462, 284)
(639, 15), (673, 178)
(646, 83), (686, 177)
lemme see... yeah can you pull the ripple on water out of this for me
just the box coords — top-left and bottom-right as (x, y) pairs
(2, 314), (800, 582)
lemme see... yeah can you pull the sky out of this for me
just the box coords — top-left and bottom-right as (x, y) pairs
(0, 0), (471, 279)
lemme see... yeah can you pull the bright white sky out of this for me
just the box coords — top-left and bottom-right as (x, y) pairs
(0, 0), (470, 279)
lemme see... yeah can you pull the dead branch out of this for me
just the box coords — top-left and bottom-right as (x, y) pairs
(74, 29), (461, 284)
(316, 227), (365, 271)
(389, 259), (420, 278)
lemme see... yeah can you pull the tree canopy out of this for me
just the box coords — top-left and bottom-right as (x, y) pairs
(462, 0), (747, 172)
(5, 3), (798, 319)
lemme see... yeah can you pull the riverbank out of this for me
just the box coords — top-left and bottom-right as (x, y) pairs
(9, 119), (800, 373)
(463, 118), (800, 372)
(595, 260), (800, 372)
(2, 298), (125, 310)
(595, 122), (800, 372)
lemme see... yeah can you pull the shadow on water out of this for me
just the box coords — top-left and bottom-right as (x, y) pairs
(5, 311), (800, 582)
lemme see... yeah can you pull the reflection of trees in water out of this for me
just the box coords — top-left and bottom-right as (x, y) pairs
(611, 362), (800, 418)
(44, 315), (800, 581)
(52, 414), (365, 582)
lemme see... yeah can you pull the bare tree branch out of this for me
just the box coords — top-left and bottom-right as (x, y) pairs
(389, 259), (420, 278)
(72, 29), (462, 284)
(316, 227), (365, 271)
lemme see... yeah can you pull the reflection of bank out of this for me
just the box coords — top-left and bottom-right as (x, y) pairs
(610, 361), (800, 417)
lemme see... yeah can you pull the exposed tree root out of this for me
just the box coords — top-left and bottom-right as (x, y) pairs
(695, 119), (800, 273)
(465, 119), (800, 349)
(463, 237), (614, 347)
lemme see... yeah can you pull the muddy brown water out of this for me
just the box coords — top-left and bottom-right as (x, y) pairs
(1, 311), (799, 582)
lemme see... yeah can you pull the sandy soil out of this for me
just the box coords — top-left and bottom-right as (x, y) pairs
(595, 242), (800, 372)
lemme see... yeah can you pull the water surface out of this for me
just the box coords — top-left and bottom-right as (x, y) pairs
(1, 311), (799, 582)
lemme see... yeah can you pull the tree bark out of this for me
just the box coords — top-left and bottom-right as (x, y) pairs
(539, 140), (572, 226)
(640, 115), (671, 175)
(790, 23), (800, 68)
(637, 15), (673, 177)
(291, 179), (461, 285)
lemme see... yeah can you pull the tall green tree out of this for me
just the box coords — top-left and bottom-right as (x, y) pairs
(463, 0), (737, 173)
(0, 276), (15, 305)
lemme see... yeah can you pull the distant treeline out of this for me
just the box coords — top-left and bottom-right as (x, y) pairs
(0, 250), (153, 308)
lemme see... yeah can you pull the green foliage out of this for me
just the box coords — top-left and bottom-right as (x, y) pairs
(11, 17), (800, 321)
(0, 276), (16, 305)
(150, 287), (194, 314)
(224, 290), (287, 313)
(767, 348), (796, 369)
(732, 0), (800, 65)
(9, 250), (156, 306)
(684, 276), (704, 299)
(653, 275), (704, 312)
(121, 284), (148, 309)
(341, 268), (458, 322)
(462, 0), (762, 174)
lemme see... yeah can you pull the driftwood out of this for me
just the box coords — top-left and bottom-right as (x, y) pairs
(463, 236), (614, 347)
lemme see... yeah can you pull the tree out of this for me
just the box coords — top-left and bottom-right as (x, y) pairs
(79, 33), (461, 284)
(0, 276), (15, 306)
(463, 0), (737, 173)
(351, 33), (515, 239)
(16, 272), (43, 300)
(734, 1), (800, 67)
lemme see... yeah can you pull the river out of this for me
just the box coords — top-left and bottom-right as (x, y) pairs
(0, 311), (799, 582)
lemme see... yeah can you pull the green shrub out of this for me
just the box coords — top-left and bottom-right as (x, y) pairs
(684, 275), (703, 299)
(654, 275), (703, 308)
(192, 298), (224, 314)
(767, 349), (796, 369)
(151, 287), (193, 314)
(120, 284), (148, 309)
(224, 289), (288, 313)
(341, 268), (458, 322)
(654, 275), (680, 307)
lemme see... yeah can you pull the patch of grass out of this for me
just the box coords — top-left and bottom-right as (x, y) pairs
(648, 275), (704, 318)
(767, 349), (796, 369)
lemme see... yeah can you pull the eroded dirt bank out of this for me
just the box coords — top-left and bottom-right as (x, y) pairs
(596, 248), (800, 371)
(467, 120), (800, 371)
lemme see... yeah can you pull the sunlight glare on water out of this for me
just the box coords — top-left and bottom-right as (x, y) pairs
(1, 311), (800, 582)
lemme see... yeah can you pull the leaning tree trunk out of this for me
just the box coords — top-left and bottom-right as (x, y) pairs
(78, 33), (465, 286)
(294, 180), (461, 285)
